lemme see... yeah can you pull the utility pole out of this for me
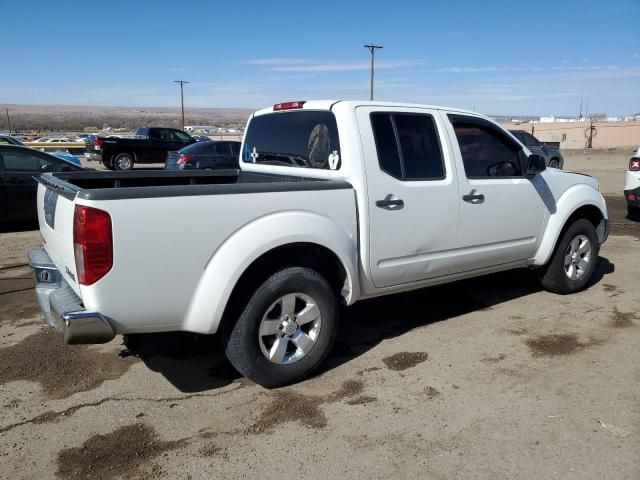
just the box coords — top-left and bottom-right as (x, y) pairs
(363, 44), (383, 101)
(578, 97), (583, 122)
(584, 97), (590, 122)
(5, 108), (13, 135)
(174, 80), (190, 130)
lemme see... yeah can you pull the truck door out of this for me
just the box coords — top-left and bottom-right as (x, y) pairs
(443, 114), (547, 273)
(356, 106), (461, 288)
(146, 128), (173, 163)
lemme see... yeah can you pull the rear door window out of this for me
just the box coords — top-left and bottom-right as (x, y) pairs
(243, 111), (341, 170)
(371, 113), (445, 180)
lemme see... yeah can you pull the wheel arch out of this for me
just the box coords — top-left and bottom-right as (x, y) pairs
(182, 211), (359, 335)
(532, 187), (607, 266)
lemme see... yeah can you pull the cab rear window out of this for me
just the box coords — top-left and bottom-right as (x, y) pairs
(242, 111), (341, 170)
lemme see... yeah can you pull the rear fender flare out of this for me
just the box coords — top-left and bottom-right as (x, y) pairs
(182, 211), (359, 334)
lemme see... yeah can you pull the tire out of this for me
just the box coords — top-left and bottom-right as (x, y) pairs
(113, 152), (134, 170)
(537, 218), (599, 294)
(549, 158), (560, 168)
(224, 267), (338, 388)
(628, 204), (640, 221)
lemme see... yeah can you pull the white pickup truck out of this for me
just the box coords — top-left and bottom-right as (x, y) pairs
(29, 100), (608, 387)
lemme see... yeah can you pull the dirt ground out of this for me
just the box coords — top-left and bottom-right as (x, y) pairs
(1, 149), (638, 479)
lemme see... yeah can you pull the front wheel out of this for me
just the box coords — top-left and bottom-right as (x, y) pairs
(537, 218), (599, 294)
(549, 158), (560, 168)
(224, 267), (338, 387)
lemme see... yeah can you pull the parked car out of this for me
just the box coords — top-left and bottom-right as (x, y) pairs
(624, 147), (640, 217)
(28, 100), (608, 387)
(193, 135), (213, 142)
(509, 130), (564, 168)
(0, 135), (25, 146)
(50, 151), (82, 166)
(0, 145), (83, 223)
(165, 140), (241, 170)
(34, 137), (73, 153)
(87, 127), (196, 170)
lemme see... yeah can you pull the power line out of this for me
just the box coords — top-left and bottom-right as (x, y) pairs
(363, 44), (383, 101)
(174, 80), (190, 131)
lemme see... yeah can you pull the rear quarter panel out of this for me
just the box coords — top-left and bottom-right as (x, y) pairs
(79, 187), (358, 334)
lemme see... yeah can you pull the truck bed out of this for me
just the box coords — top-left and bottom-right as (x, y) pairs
(37, 170), (352, 201)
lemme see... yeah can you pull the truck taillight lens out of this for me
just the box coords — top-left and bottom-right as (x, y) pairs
(629, 158), (640, 171)
(73, 205), (113, 285)
(94, 138), (104, 151)
(177, 154), (192, 165)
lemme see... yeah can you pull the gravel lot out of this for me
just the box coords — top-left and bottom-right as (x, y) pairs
(1, 149), (638, 479)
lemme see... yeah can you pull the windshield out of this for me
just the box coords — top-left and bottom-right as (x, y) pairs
(242, 111), (341, 170)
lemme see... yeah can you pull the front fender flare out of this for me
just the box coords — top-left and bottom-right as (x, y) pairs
(532, 185), (607, 266)
(182, 211), (359, 334)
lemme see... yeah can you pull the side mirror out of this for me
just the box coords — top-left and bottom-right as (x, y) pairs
(526, 154), (546, 176)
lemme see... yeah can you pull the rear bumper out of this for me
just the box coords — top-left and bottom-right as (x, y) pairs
(28, 249), (115, 345)
(85, 152), (102, 161)
(624, 187), (640, 207)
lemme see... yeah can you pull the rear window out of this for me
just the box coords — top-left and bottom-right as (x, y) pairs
(242, 111), (341, 170)
(180, 141), (215, 154)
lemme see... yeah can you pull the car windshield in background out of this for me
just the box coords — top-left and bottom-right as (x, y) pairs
(242, 111), (341, 170)
(510, 130), (540, 147)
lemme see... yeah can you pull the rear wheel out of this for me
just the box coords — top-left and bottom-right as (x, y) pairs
(224, 267), (338, 387)
(537, 218), (599, 294)
(114, 152), (134, 170)
(628, 204), (640, 220)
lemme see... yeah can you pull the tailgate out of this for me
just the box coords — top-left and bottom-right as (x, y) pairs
(36, 176), (82, 296)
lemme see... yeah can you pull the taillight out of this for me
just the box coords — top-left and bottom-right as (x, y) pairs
(177, 154), (192, 165)
(94, 138), (104, 151)
(73, 205), (113, 285)
(273, 101), (305, 111)
(629, 158), (640, 171)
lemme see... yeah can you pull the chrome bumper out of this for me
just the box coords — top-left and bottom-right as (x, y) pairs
(28, 249), (115, 345)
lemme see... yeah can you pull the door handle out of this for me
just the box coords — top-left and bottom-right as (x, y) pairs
(376, 194), (404, 210)
(462, 190), (485, 204)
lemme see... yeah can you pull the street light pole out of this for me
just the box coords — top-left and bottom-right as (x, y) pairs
(363, 44), (383, 101)
(173, 80), (190, 130)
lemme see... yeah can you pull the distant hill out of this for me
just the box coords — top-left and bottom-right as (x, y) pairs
(1, 104), (254, 132)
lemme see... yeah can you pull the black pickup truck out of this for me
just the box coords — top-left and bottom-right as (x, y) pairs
(87, 127), (196, 170)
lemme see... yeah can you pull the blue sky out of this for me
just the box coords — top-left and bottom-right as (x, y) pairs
(2, 0), (638, 115)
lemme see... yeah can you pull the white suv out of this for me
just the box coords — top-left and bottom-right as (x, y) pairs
(625, 147), (640, 216)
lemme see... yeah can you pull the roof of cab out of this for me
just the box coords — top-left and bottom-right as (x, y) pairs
(252, 100), (483, 118)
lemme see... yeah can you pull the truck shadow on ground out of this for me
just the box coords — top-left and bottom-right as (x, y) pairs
(125, 257), (614, 393)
